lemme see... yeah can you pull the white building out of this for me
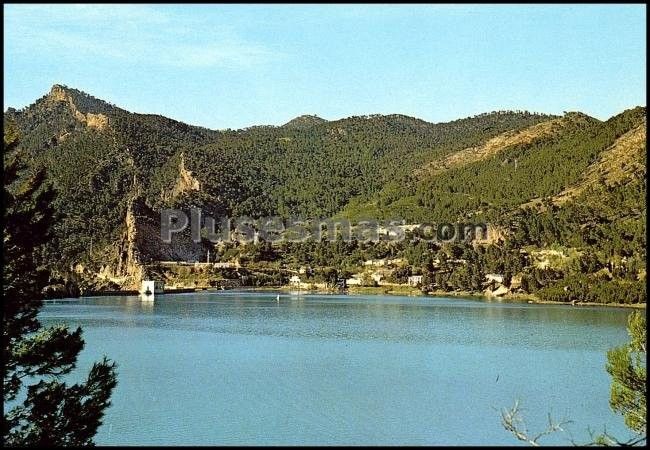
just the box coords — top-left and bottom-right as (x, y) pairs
(407, 275), (423, 287)
(346, 275), (363, 286)
(363, 259), (386, 267)
(387, 258), (406, 266)
(485, 273), (504, 284)
(141, 280), (164, 295)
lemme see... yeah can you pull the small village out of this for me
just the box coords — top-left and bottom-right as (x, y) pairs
(136, 254), (519, 300)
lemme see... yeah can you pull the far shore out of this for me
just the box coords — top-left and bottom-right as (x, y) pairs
(74, 284), (646, 309)
(215, 284), (647, 309)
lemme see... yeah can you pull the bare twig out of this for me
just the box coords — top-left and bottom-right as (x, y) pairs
(502, 401), (646, 447)
(500, 399), (572, 446)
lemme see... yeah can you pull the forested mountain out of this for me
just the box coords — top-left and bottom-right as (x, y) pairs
(281, 114), (327, 129)
(3, 85), (646, 301)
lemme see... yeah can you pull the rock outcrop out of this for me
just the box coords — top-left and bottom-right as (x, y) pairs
(163, 152), (201, 202)
(48, 84), (109, 130)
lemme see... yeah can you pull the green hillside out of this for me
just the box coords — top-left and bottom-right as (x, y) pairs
(341, 107), (646, 224)
(3, 85), (646, 303)
(6, 86), (552, 264)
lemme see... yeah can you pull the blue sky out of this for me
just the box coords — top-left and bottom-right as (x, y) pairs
(3, 4), (646, 130)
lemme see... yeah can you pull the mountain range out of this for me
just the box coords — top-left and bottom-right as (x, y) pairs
(3, 85), (646, 294)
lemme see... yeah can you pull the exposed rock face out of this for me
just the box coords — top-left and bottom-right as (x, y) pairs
(485, 284), (510, 297)
(132, 196), (207, 257)
(473, 224), (509, 246)
(105, 195), (208, 289)
(510, 273), (523, 291)
(48, 84), (70, 102)
(415, 114), (586, 178)
(553, 120), (646, 204)
(113, 199), (145, 289)
(85, 112), (109, 130)
(164, 152), (201, 201)
(48, 84), (109, 130)
(82, 165), (208, 289)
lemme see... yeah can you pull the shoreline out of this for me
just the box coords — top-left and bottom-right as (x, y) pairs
(212, 284), (646, 309)
(66, 283), (646, 310)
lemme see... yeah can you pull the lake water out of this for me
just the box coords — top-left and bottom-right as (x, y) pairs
(39, 291), (634, 445)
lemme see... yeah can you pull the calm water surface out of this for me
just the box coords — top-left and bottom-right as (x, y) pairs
(39, 291), (633, 445)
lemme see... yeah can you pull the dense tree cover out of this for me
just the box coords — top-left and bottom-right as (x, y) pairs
(4, 86), (645, 305)
(344, 107), (646, 224)
(6, 85), (553, 271)
(501, 144), (646, 304)
(536, 276), (645, 304)
(17, 87), (553, 224)
(508, 179), (645, 257)
(209, 215), (645, 303)
(185, 110), (553, 219)
(207, 169), (646, 303)
(606, 311), (646, 436)
(3, 124), (117, 446)
(39, 131), (134, 269)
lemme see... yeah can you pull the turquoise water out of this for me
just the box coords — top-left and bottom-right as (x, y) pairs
(39, 291), (634, 445)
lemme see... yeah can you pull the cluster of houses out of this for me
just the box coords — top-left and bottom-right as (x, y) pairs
(158, 260), (240, 269)
(154, 253), (516, 297)
(483, 273), (524, 297)
(287, 258), (426, 290)
(288, 265), (512, 296)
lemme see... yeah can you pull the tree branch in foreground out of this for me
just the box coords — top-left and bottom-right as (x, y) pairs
(500, 399), (572, 446)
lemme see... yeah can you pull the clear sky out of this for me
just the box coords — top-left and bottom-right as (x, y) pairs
(3, 4), (647, 130)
